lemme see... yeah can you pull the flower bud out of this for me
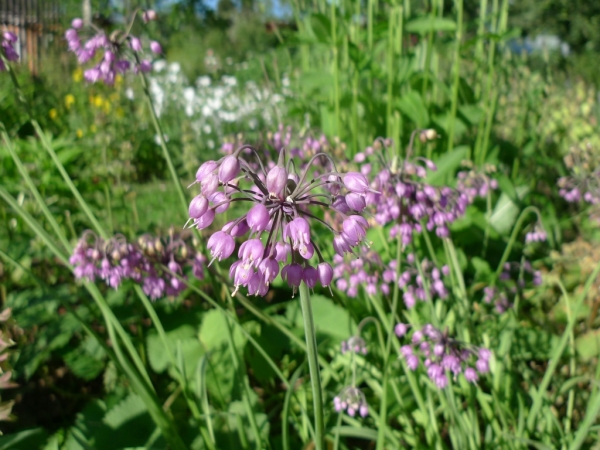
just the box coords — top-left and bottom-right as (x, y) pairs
(150, 41), (162, 54)
(345, 193), (366, 212)
(266, 166), (288, 199)
(303, 265), (318, 288)
(218, 155), (240, 183)
(246, 204), (270, 232)
(343, 172), (371, 194)
(189, 195), (209, 219)
(130, 36), (143, 52)
(71, 19), (83, 29)
(317, 262), (333, 287)
(142, 9), (158, 22)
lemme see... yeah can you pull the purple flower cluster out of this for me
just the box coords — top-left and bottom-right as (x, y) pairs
(399, 254), (450, 308)
(69, 231), (205, 300)
(341, 336), (368, 355)
(525, 224), (547, 244)
(189, 147), (371, 296)
(456, 167), (499, 203)
(65, 14), (161, 85)
(334, 386), (369, 417)
(483, 261), (542, 313)
(359, 141), (471, 244)
(395, 323), (491, 388)
(0, 32), (19, 71)
(332, 249), (397, 298)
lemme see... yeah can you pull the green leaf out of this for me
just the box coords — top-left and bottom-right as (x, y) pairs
(425, 146), (469, 186)
(286, 295), (355, 343)
(489, 186), (529, 235)
(330, 426), (378, 440)
(62, 342), (105, 381)
(575, 329), (600, 361)
(405, 16), (457, 34)
(0, 428), (48, 450)
(199, 309), (245, 351)
(103, 393), (146, 429)
(397, 91), (429, 128)
(433, 113), (467, 138)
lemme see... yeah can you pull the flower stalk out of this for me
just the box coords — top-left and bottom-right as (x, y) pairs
(299, 281), (325, 450)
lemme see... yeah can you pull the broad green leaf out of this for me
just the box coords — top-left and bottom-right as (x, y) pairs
(489, 186), (529, 235)
(397, 91), (429, 129)
(433, 113), (467, 138)
(425, 145), (469, 186)
(575, 329), (600, 361)
(199, 309), (245, 350)
(0, 428), (48, 450)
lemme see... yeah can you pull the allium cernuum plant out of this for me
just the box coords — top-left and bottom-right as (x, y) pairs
(189, 146), (374, 296)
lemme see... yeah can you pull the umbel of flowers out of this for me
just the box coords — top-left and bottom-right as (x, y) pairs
(395, 323), (491, 388)
(65, 11), (162, 85)
(483, 260), (543, 313)
(189, 145), (374, 296)
(357, 133), (495, 245)
(70, 230), (206, 300)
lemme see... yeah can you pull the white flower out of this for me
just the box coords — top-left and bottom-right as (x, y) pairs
(197, 76), (211, 87)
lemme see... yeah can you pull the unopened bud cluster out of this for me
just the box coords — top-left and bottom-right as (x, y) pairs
(483, 261), (542, 313)
(356, 139), (474, 244)
(341, 336), (368, 355)
(333, 386), (369, 417)
(396, 323), (491, 388)
(332, 248), (397, 298)
(65, 13), (162, 85)
(398, 254), (450, 308)
(69, 231), (205, 300)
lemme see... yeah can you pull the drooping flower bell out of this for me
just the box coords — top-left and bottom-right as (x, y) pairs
(188, 145), (373, 296)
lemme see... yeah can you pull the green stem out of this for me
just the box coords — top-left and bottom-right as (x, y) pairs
(133, 286), (214, 448)
(494, 206), (539, 279)
(138, 71), (188, 219)
(331, 0), (340, 138)
(1, 128), (71, 252)
(4, 60), (108, 239)
(446, 0), (463, 153)
(527, 260), (600, 432)
(222, 311), (263, 449)
(376, 240), (402, 450)
(299, 282), (325, 450)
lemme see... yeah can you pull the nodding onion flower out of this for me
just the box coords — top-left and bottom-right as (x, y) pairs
(396, 323), (491, 388)
(70, 230), (205, 300)
(188, 145), (375, 296)
(65, 12), (161, 85)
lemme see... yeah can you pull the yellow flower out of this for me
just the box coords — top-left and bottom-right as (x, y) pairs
(103, 102), (111, 114)
(115, 74), (123, 87)
(90, 124), (97, 133)
(93, 96), (104, 108)
(65, 94), (75, 109)
(49, 109), (58, 120)
(116, 107), (125, 118)
(76, 129), (83, 138)
(73, 68), (83, 83)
